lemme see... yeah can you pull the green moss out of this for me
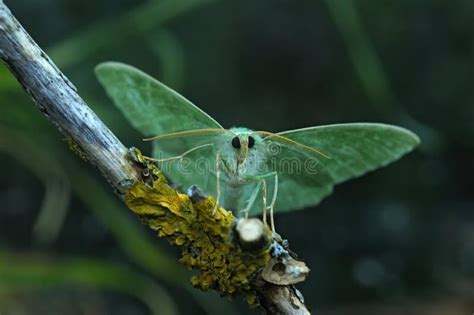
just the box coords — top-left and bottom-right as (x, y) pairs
(124, 168), (270, 305)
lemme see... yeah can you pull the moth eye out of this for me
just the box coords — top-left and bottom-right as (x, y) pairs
(248, 136), (255, 148)
(231, 137), (241, 149)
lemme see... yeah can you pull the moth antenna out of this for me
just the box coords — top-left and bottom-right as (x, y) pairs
(143, 128), (228, 141)
(256, 131), (331, 159)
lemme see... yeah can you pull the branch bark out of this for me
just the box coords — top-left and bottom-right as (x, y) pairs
(0, 1), (311, 314)
(0, 0), (138, 193)
(259, 284), (310, 315)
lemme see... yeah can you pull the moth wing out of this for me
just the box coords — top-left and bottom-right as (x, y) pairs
(151, 137), (221, 193)
(266, 123), (420, 213)
(95, 62), (223, 137)
(96, 62), (225, 191)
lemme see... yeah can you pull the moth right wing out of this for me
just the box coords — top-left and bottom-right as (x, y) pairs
(263, 123), (420, 213)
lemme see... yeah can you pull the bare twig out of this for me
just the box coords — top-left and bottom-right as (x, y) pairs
(259, 284), (310, 315)
(0, 1), (311, 313)
(0, 0), (138, 193)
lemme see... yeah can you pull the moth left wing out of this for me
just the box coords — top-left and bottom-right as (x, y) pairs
(96, 62), (223, 137)
(96, 62), (226, 191)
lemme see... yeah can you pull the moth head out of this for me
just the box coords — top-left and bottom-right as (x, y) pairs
(229, 128), (259, 167)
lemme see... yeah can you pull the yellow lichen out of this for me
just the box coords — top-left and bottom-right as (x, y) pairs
(64, 137), (89, 161)
(124, 169), (271, 305)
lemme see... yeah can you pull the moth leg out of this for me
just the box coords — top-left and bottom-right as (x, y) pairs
(268, 174), (279, 233)
(145, 143), (214, 163)
(244, 172), (278, 231)
(212, 153), (221, 215)
(240, 181), (262, 219)
(261, 179), (268, 226)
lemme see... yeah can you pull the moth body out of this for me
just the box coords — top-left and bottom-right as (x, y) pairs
(97, 62), (420, 233)
(214, 127), (271, 212)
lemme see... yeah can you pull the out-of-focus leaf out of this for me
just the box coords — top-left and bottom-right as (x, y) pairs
(148, 29), (187, 90)
(32, 176), (70, 245)
(0, 126), (71, 245)
(48, 0), (218, 68)
(188, 290), (241, 315)
(0, 67), (17, 92)
(323, 0), (442, 151)
(324, 1), (394, 112)
(0, 252), (177, 315)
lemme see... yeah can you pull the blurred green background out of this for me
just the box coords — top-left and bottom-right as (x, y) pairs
(1, 0), (473, 314)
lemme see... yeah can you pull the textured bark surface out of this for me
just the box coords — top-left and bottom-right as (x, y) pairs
(0, 1), (311, 313)
(259, 283), (311, 315)
(0, 1), (138, 193)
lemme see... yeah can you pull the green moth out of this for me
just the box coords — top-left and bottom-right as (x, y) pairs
(96, 62), (420, 231)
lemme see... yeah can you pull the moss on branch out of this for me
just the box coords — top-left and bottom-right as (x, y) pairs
(124, 149), (272, 306)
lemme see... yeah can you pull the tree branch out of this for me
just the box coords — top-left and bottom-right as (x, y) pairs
(0, 0), (138, 193)
(0, 1), (311, 314)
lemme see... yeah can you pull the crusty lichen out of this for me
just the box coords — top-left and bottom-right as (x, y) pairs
(64, 136), (89, 162)
(124, 164), (271, 305)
